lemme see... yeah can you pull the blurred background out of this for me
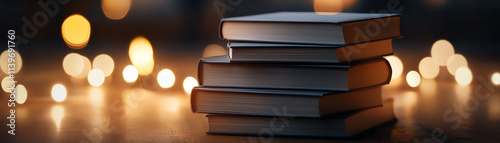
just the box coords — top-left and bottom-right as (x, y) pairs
(1, 0), (500, 142)
(1, 0), (499, 95)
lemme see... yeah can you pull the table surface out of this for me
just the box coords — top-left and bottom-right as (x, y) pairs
(1, 73), (499, 143)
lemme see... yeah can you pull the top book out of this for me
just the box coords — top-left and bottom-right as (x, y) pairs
(220, 12), (400, 45)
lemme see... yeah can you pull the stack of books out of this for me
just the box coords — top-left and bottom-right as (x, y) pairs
(191, 12), (400, 137)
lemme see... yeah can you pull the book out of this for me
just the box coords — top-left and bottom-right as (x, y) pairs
(191, 86), (382, 117)
(219, 12), (400, 45)
(198, 56), (391, 91)
(206, 99), (395, 138)
(228, 38), (394, 63)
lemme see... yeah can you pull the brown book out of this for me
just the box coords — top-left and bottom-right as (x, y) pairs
(198, 56), (392, 91)
(191, 86), (382, 117)
(228, 38), (394, 63)
(206, 99), (395, 137)
(220, 12), (400, 45)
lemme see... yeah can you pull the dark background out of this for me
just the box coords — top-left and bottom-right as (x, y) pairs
(1, 0), (500, 93)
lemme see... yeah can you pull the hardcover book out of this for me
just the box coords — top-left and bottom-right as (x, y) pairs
(191, 86), (382, 117)
(206, 99), (395, 137)
(228, 38), (394, 63)
(198, 56), (392, 91)
(220, 12), (400, 45)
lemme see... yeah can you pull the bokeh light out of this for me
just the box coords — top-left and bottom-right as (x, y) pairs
(446, 54), (468, 75)
(1, 76), (15, 93)
(183, 77), (198, 94)
(0, 50), (23, 74)
(75, 55), (92, 79)
(314, 0), (342, 14)
(406, 71), (421, 87)
(92, 54), (115, 77)
(102, 0), (131, 20)
(63, 53), (85, 77)
(203, 44), (226, 58)
(418, 57), (440, 79)
(455, 67), (472, 86)
(51, 84), (67, 102)
(492, 72), (500, 85)
(129, 36), (155, 76)
(123, 65), (138, 83)
(61, 14), (91, 49)
(15, 84), (27, 104)
(385, 55), (403, 79)
(431, 39), (454, 66)
(157, 69), (175, 88)
(88, 69), (105, 87)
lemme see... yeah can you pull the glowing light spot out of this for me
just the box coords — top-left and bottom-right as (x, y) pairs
(102, 0), (131, 20)
(75, 55), (92, 79)
(431, 39), (454, 66)
(0, 50), (23, 74)
(406, 71), (421, 87)
(123, 65), (138, 83)
(455, 67), (472, 86)
(314, 0), (342, 14)
(183, 77), (198, 94)
(1, 76), (15, 93)
(157, 69), (175, 88)
(51, 105), (64, 132)
(88, 69), (105, 87)
(203, 44), (226, 58)
(51, 84), (67, 102)
(446, 54), (468, 75)
(63, 53), (85, 77)
(129, 36), (155, 76)
(385, 55), (403, 79)
(61, 14), (91, 49)
(15, 84), (27, 104)
(418, 57), (440, 79)
(92, 54), (115, 77)
(492, 72), (500, 85)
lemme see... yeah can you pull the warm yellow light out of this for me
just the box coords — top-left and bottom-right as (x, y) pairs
(88, 69), (105, 87)
(51, 105), (64, 132)
(385, 55), (403, 79)
(75, 55), (92, 79)
(51, 84), (67, 102)
(92, 54), (115, 77)
(455, 67), (472, 86)
(419, 79), (437, 97)
(15, 84), (27, 104)
(183, 77), (198, 94)
(89, 87), (104, 107)
(314, 0), (343, 13)
(157, 69), (175, 88)
(406, 71), (421, 87)
(1, 76), (15, 93)
(492, 72), (500, 85)
(102, 0), (131, 20)
(0, 50), (23, 74)
(431, 39), (454, 66)
(129, 36), (155, 76)
(203, 44), (226, 58)
(63, 53), (85, 77)
(418, 57), (440, 79)
(446, 54), (468, 75)
(61, 14), (91, 49)
(123, 65), (138, 83)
